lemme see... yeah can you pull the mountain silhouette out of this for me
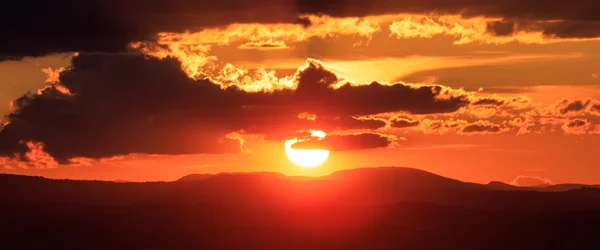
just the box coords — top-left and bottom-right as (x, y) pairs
(176, 173), (215, 182)
(484, 180), (600, 192)
(1, 167), (599, 250)
(323, 166), (484, 189)
(484, 181), (526, 191)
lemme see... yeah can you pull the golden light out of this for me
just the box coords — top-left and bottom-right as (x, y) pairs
(285, 130), (330, 168)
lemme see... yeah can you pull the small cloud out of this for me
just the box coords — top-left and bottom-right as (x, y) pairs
(41, 67), (66, 84)
(561, 118), (592, 135)
(238, 40), (290, 50)
(510, 175), (553, 187)
(404, 144), (484, 151)
(461, 121), (505, 134)
(291, 132), (398, 151)
(390, 117), (420, 128)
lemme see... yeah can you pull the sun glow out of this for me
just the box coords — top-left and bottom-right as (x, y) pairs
(285, 130), (330, 168)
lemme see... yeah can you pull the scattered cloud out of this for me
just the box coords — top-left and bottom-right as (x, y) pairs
(238, 40), (290, 50)
(561, 119), (597, 135)
(291, 132), (399, 151)
(461, 121), (505, 135)
(390, 117), (420, 128)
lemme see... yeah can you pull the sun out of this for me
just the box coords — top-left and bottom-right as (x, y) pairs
(285, 130), (330, 168)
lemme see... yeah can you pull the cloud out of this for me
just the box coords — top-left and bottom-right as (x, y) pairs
(554, 99), (600, 116)
(461, 121), (505, 134)
(0, 55), (246, 164)
(238, 40), (290, 50)
(0, 1), (301, 60)
(151, 15), (379, 49)
(390, 117), (420, 128)
(290, 133), (398, 151)
(1, 53), (520, 165)
(510, 175), (553, 187)
(593, 104), (600, 115)
(561, 119), (594, 135)
(389, 15), (600, 45)
(319, 116), (388, 130)
(297, 0), (600, 22)
(0, 141), (58, 169)
(3, 49), (599, 166)
(409, 119), (508, 135)
(41, 67), (66, 84)
(415, 119), (468, 134)
(502, 99), (600, 135)
(4, 1), (600, 59)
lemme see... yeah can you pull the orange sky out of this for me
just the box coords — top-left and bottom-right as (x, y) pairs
(1, 13), (600, 185)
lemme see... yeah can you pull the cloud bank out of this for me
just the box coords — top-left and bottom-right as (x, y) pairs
(3, 0), (600, 59)
(0, 53), (531, 166)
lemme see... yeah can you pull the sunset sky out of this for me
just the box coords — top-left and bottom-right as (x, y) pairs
(1, 0), (600, 184)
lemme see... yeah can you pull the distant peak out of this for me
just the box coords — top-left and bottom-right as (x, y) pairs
(177, 172), (287, 182)
(486, 181), (511, 186)
(176, 174), (214, 182)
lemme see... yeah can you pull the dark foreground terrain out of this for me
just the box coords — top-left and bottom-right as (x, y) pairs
(1, 167), (599, 250)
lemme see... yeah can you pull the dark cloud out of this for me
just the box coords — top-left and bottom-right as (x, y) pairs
(486, 21), (515, 36)
(473, 98), (506, 106)
(462, 123), (502, 134)
(320, 116), (388, 130)
(390, 117), (419, 128)
(565, 119), (587, 128)
(484, 19), (600, 39)
(294, 59), (471, 115)
(555, 99), (600, 116)
(531, 20), (600, 39)
(290, 133), (395, 151)
(0, 54), (522, 164)
(243, 115), (386, 141)
(238, 41), (289, 50)
(592, 104), (600, 114)
(1, 0), (302, 60)
(3, 0), (600, 59)
(1, 55), (246, 163)
(560, 100), (590, 114)
(298, 0), (600, 22)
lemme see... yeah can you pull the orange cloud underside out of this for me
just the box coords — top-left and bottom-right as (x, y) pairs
(131, 13), (600, 93)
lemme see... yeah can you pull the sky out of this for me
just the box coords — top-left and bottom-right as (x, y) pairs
(1, 0), (600, 185)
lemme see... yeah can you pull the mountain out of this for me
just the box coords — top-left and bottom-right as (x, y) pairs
(484, 181), (526, 191)
(536, 183), (600, 192)
(1, 167), (599, 210)
(484, 180), (600, 192)
(176, 173), (214, 182)
(323, 167), (484, 190)
(1, 167), (600, 250)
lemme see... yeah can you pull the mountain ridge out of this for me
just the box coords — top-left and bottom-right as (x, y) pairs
(2, 167), (599, 192)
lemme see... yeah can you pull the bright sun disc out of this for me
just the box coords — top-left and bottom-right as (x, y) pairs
(285, 130), (330, 168)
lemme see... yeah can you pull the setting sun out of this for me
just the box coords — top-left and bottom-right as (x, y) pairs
(285, 130), (330, 168)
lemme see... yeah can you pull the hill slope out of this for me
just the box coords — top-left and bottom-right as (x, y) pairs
(1, 167), (600, 250)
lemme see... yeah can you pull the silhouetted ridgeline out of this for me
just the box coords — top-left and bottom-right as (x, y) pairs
(1, 167), (599, 250)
